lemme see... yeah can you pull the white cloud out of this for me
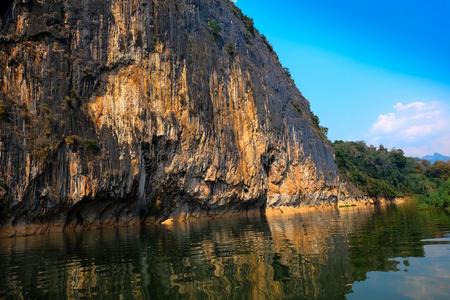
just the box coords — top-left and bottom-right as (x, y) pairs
(394, 102), (426, 111)
(369, 101), (450, 157)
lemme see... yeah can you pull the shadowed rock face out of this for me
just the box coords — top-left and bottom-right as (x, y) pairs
(0, 0), (342, 227)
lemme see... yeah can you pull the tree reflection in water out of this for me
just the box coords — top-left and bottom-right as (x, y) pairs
(1, 204), (450, 300)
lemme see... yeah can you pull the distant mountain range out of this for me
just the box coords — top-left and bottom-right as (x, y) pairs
(422, 153), (450, 163)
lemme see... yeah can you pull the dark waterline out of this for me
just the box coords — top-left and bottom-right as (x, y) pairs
(1, 204), (450, 299)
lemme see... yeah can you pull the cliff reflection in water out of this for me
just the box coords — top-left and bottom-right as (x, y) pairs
(1, 204), (450, 299)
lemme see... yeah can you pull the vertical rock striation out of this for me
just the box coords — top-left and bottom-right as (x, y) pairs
(0, 0), (343, 229)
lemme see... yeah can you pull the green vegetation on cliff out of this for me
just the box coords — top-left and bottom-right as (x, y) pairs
(0, 179), (7, 190)
(417, 179), (450, 209)
(333, 141), (450, 208)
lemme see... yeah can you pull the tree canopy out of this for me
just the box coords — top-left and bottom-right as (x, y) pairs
(333, 141), (449, 208)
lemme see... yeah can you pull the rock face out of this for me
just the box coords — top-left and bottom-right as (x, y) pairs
(0, 0), (342, 228)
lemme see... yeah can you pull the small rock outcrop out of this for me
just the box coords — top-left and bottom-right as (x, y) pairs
(0, 0), (344, 229)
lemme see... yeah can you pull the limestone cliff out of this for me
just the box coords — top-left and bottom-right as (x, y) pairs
(0, 0), (343, 228)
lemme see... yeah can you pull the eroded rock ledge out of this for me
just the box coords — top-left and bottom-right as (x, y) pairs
(1, 0), (350, 232)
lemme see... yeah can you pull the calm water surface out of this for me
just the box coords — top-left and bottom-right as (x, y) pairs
(1, 203), (450, 299)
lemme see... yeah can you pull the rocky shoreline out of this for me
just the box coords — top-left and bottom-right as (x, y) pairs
(0, 197), (407, 238)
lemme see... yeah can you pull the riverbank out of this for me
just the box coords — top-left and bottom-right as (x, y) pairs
(0, 198), (408, 239)
(265, 197), (407, 217)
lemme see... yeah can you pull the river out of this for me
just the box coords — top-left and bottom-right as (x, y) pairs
(1, 202), (449, 299)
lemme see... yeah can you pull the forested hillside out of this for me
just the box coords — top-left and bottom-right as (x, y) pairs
(333, 141), (450, 208)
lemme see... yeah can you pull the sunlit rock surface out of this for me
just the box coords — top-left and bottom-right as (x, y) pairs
(0, 0), (344, 228)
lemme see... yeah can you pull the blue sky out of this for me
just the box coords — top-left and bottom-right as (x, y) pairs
(234, 0), (450, 157)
